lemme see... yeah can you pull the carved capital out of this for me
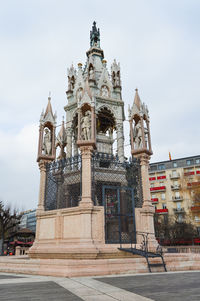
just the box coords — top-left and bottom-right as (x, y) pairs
(80, 145), (94, 156)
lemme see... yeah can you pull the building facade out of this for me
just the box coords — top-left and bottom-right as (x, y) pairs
(149, 155), (200, 233)
(19, 209), (36, 232)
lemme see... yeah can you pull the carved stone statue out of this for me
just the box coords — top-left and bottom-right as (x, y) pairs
(89, 67), (95, 80)
(133, 121), (143, 149)
(115, 72), (120, 86)
(43, 128), (52, 155)
(81, 111), (91, 140)
(77, 88), (83, 102)
(101, 85), (109, 97)
(68, 76), (75, 91)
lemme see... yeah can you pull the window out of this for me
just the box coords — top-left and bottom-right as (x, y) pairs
(158, 164), (165, 170)
(152, 194), (156, 199)
(175, 191), (180, 198)
(195, 216), (200, 222)
(177, 202), (181, 210)
(150, 183), (154, 188)
(197, 227), (200, 235)
(178, 215), (183, 223)
(162, 203), (167, 209)
(172, 170), (177, 176)
(150, 165), (157, 171)
(174, 180), (178, 186)
(196, 159), (200, 164)
(161, 193), (165, 200)
(173, 162), (177, 168)
(186, 160), (191, 165)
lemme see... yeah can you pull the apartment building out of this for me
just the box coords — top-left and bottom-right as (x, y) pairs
(19, 209), (36, 232)
(149, 155), (200, 232)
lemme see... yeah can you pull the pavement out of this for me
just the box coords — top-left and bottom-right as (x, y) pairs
(0, 270), (200, 300)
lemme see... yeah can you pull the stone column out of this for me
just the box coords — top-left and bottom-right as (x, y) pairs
(140, 116), (146, 149)
(37, 124), (44, 159)
(116, 122), (124, 162)
(146, 120), (152, 153)
(37, 160), (47, 212)
(66, 127), (72, 158)
(91, 107), (95, 141)
(73, 140), (78, 156)
(139, 154), (157, 250)
(79, 145), (93, 208)
(129, 119), (134, 153)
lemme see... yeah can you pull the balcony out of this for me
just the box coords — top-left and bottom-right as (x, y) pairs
(171, 184), (181, 190)
(149, 177), (156, 181)
(191, 206), (200, 212)
(170, 173), (180, 179)
(184, 171), (195, 176)
(155, 208), (168, 214)
(172, 196), (183, 202)
(157, 175), (166, 180)
(150, 186), (166, 192)
(187, 181), (200, 188)
(151, 198), (158, 204)
(173, 208), (185, 214)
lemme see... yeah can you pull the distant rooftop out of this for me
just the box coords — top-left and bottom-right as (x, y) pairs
(149, 154), (200, 172)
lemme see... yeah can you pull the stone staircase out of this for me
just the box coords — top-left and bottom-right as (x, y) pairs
(0, 253), (199, 277)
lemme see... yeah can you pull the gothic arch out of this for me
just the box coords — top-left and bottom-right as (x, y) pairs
(96, 106), (116, 134)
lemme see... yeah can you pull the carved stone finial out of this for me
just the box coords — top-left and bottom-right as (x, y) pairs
(90, 21), (100, 48)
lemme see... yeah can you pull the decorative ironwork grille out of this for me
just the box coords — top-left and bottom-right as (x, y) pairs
(45, 155), (82, 210)
(103, 186), (136, 244)
(92, 152), (142, 244)
(92, 152), (143, 207)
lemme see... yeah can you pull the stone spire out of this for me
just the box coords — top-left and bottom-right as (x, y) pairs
(129, 89), (152, 157)
(133, 88), (141, 110)
(37, 94), (57, 162)
(42, 95), (57, 125)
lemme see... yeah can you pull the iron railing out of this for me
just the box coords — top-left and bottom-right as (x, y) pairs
(45, 155), (82, 210)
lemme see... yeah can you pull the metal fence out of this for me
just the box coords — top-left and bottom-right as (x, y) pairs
(45, 155), (82, 210)
(92, 152), (143, 208)
(44, 152), (143, 213)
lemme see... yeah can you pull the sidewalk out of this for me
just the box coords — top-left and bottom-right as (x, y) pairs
(0, 271), (200, 300)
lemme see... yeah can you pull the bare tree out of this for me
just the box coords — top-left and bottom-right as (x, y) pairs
(0, 201), (22, 255)
(154, 214), (197, 245)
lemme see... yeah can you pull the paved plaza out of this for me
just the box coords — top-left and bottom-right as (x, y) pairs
(0, 271), (200, 300)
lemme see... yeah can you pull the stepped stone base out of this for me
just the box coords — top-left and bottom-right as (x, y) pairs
(0, 253), (200, 277)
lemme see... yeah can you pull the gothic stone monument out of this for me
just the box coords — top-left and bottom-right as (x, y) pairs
(29, 22), (157, 261)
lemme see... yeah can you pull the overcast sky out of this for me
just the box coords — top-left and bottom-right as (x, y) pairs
(1, 0), (200, 210)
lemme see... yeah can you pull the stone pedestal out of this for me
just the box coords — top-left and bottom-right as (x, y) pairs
(79, 146), (93, 207)
(135, 153), (158, 250)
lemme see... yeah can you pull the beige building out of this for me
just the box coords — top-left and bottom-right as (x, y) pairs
(149, 155), (200, 233)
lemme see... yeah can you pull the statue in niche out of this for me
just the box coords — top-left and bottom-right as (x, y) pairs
(133, 121), (143, 149)
(115, 72), (121, 86)
(144, 127), (149, 148)
(81, 111), (91, 140)
(89, 66), (95, 80)
(112, 72), (120, 87)
(77, 88), (83, 102)
(43, 128), (52, 155)
(101, 85), (109, 97)
(68, 76), (75, 91)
